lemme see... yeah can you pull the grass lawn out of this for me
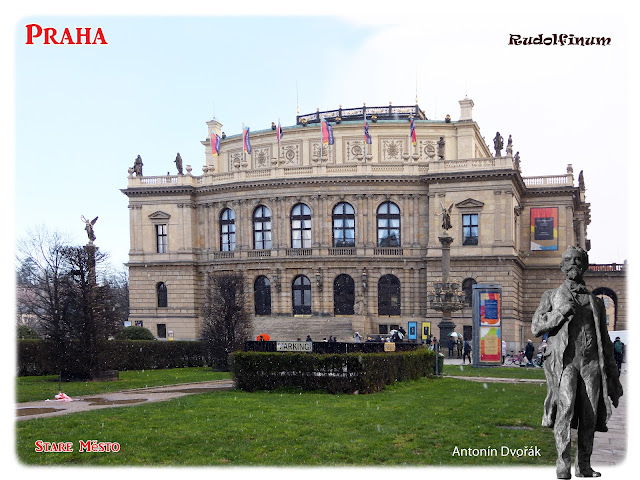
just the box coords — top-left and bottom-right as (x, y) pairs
(16, 375), (555, 466)
(443, 364), (547, 380)
(17, 367), (231, 403)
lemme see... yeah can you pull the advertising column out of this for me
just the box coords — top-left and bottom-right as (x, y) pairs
(472, 284), (502, 366)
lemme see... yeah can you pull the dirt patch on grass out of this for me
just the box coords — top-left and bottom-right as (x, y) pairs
(83, 397), (148, 406)
(17, 407), (63, 417)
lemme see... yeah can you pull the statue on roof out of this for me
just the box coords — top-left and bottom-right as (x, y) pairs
(493, 132), (504, 157)
(579, 170), (585, 189)
(506, 135), (513, 156)
(175, 153), (183, 175)
(133, 155), (143, 176)
(514, 151), (521, 170)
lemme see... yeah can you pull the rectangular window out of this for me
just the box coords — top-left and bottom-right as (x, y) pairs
(156, 224), (168, 253)
(462, 214), (478, 246)
(157, 323), (167, 338)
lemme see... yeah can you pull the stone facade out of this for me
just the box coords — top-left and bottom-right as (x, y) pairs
(122, 98), (620, 351)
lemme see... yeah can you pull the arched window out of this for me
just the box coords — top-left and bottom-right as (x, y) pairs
(378, 274), (400, 316)
(377, 202), (401, 247)
(333, 274), (355, 315)
(253, 205), (272, 250)
(157, 282), (168, 308)
(254, 276), (272, 316)
(292, 275), (312, 315)
(332, 202), (355, 247)
(220, 208), (236, 252)
(291, 203), (312, 249)
(462, 278), (477, 307)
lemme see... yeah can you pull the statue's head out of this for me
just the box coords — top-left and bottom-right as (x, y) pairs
(560, 246), (589, 281)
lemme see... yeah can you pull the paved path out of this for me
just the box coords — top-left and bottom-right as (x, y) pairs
(16, 379), (234, 421)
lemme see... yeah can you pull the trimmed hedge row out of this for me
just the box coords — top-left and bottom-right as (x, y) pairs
(17, 340), (206, 376)
(230, 348), (435, 394)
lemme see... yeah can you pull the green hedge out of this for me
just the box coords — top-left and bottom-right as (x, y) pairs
(230, 348), (435, 394)
(17, 340), (206, 376)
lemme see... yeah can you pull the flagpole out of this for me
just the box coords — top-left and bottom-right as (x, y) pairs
(242, 122), (245, 166)
(277, 117), (281, 165)
(363, 103), (366, 158)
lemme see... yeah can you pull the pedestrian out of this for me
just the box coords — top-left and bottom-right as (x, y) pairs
(525, 339), (535, 366)
(456, 337), (463, 358)
(432, 336), (439, 353)
(353, 332), (362, 343)
(613, 336), (624, 375)
(305, 335), (312, 342)
(463, 339), (472, 364)
(447, 336), (454, 358)
(502, 339), (507, 364)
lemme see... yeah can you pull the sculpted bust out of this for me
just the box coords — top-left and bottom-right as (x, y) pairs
(532, 246), (622, 479)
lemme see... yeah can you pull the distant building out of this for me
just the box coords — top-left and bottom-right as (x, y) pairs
(121, 98), (626, 349)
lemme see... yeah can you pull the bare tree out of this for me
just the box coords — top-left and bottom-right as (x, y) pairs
(16, 227), (127, 379)
(200, 272), (251, 370)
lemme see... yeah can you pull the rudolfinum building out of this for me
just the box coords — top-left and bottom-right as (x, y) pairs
(121, 98), (626, 349)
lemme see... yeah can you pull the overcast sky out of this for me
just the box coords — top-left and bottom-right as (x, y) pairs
(2, 1), (638, 475)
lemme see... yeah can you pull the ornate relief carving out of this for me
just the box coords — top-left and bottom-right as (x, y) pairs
(419, 139), (437, 160)
(346, 140), (365, 162)
(382, 139), (404, 161)
(229, 150), (243, 170)
(280, 144), (300, 165)
(311, 142), (332, 162)
(253, 146), (271, 169)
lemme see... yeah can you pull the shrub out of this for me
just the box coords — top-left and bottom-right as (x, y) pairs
(114, 326), (155, 341)
(17, 324), (41, 340)
(230, 349), (435, 394)
(17, 340), (207, 376)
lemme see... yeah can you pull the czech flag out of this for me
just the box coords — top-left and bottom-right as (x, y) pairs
(212, 133), (221, 156)
(410, 117), (417, 146)
(364, 118), (372, 145)
(322, 118), (334, 146)
(243, 126), (252, 154)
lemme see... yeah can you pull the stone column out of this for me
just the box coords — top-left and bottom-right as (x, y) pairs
(437, 234), (456, 344)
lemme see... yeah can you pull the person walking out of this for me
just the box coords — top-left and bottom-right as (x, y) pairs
(524, 339), (535, 366)
(502, 339), (507, 364)
(447, 336), (454, 358)
(463, 339), (472, 364)
(456, 337), (463, 358)
(613, 336), (624, 375)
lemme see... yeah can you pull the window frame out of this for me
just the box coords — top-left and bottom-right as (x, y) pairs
(332, 202), (356, 248)
(253, 205), (272, 250)
(292, 275), (312, 315)
(376, 202), (401, 247)
(220, 208), (236, 252)
(462, 213), (479, 246)
(156, 282), (168, 308)
(254, 275), (272, 316)
(291, 203), (312, 249)
(156, 224), (168, 253)
(378, 274), (401, 316)
(333, 274), (355, 315)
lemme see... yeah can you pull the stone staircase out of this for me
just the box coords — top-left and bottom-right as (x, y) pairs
(252, 315), (356, 342)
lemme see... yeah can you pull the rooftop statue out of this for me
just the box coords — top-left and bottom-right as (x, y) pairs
(493, 132), (503, 157)
(532, 246), (623, 479)
(133, 155), (143, 176)
(437, 136), (445, 160)
(175, 153), (184, 175)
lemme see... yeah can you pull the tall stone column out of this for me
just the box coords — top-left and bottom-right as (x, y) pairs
(437, 234), (456, 344)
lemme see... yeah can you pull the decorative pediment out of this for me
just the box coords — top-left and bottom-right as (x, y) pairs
(148, 211), (171, 220)
(455, 198), (484, 209)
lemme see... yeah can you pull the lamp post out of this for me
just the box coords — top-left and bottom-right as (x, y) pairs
(429, 204), (466, 346)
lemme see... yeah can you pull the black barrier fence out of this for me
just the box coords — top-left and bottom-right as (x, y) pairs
(244, 340), (421, 354)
